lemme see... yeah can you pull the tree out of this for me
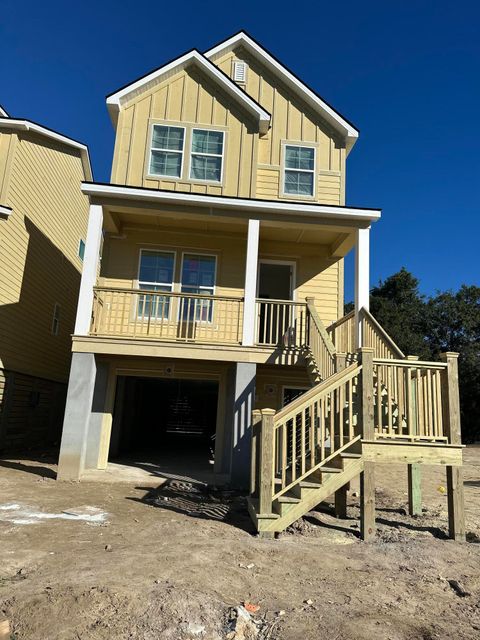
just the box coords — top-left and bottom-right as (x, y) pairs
(369, 268), (430, 359)
(426, 286), (480, 442)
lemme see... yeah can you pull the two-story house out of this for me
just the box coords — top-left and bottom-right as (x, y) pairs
(0, 106), (91, 450)
(57, 33), (464, 541)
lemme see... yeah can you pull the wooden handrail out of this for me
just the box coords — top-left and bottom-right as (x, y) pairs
(94, 285), (243, 303)
(305, 298), (336, 357)
(362, 308), (405, 359)
(274, 362), (361, 422)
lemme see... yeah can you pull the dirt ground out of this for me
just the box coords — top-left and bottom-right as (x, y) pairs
(1, 447), (480, 640)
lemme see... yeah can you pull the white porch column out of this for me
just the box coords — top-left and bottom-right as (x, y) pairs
(354, 226), (370, 348)
(74, 204), (103, 335)
(242, 218), (260, 346)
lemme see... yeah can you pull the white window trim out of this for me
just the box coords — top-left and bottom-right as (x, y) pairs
(180, 251), (218, 325)
(148, 123), (186, 179)
(280, 142), (317, 200)
(188, 128), (225, 185)
(136, 248), (177, 322)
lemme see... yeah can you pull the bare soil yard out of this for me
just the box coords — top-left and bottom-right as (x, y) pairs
(1, 447), (480, 639)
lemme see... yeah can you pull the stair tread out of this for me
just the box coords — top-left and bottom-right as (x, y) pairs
(340, 453), (362, 459)
(299, 480), (323, 489)
(317, 466), (342, 473)
(275, 495), (301, 504)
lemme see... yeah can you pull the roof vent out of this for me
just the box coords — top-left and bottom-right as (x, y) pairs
(232, 60), (247, 84)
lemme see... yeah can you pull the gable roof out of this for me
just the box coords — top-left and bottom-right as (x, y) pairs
(205, 31), (359, 153)
(106, 49), (271, 133)
(0, 105), (9, 117)
(0, 118), (93, 180)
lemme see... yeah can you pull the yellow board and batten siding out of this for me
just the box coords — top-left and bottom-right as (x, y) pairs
(111, 66), (258, 198)
(211, 48), (345, 206)
(0, 130), (89, 382)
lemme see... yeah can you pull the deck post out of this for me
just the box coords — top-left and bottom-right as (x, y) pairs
(335, 352), (347, 373)
(334, 485), (348, 519)
(439, 352), (464, 540)
(407, 464), (422, 516)
(358, 347), (376, 539)
(360, 461), (376, 540)
(258, 408), (276, 516)
(446, 466), (466, 541)
(74, 204), (103, 336)
(242, 219), (260, 346)
(250, 410), (262, 497)
(354, 226), (370, 348)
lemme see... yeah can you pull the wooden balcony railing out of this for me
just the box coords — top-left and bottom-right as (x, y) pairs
(255, 299), (308, 348)
(305, 298), (336, 379)
(373, 358), (450, 442)
(327, 308), (405, 359)
(91, 287), (244, 345)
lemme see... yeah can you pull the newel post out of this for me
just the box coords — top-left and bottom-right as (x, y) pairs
(250, 410), (262, 496)
(335, 352), (347, 373)
(439, 352), (465, 541)
(357, 347), (376, 540)
(258, 408), (276, 515)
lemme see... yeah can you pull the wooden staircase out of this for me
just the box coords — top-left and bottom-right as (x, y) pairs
(248, 306), (463, 538)
(248, 440), (363, 534)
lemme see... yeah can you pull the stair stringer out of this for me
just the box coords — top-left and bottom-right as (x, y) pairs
(254, 455), (364, 534)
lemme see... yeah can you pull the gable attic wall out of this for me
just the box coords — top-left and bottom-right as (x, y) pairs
(212, 47), (346, 206)
(110, 65), (258, 198)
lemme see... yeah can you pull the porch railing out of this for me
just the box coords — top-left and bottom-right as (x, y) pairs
(327, 308), (405, 359)
(91, 286), (244, 345)
(255, 299), (308, 348)
(373, 358), (449, 442)
(305, 298), (336, 379)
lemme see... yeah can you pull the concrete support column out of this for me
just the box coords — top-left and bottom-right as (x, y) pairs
(354, 226), (370, 348)
(84, 361), (111, 470)
(242, 219), (260, 346)
(57, 353), (97, 480)
(74, 204), (103, 335)
(225, 362), (257, 488)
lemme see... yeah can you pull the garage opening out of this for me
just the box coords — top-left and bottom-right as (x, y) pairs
(110, 376), (219, 480)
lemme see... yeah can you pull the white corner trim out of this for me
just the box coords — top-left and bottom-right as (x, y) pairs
(81, 182), (381, 224)
(0, 105), (9, 118)
(106, 50), (270, 134)
(0, 204), (12, 219)
(205, 32), (359, 148)
(0, 118), (93, 181)
(74, 204), (104, 335)
(355, 227), (370, 347)
(242, 219), (260, 346)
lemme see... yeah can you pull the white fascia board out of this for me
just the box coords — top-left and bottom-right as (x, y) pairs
(81, 183), (381, 224)
(205, 32), (359, 151)
(0, 204), (12, 219)
(0, 106), (9, 117)
(0, 118), (93, 180)
(106, 50), (271, 133)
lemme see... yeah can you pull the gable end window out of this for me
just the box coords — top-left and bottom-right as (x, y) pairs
(149, 125), (185, 178)
(190, 129), (224, 183)
(283, 145), (315, 196)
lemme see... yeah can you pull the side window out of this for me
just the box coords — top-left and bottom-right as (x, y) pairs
(283, 145), (315, 196)
(149, 125), (185, 178)
(137, 250), (175, 319)
(190, 129), (224, 183)
(78, 239), (85, 261)
(51, 303), (61, 336)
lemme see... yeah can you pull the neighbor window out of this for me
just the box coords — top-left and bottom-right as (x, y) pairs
(190, 129), (224, 182)
(180, 253), (216, 322)
(283, 145), (315, 196)
(138, 250), (175, 319)
(78, 239), (85, 261)
(149, 125), (185, 178)
(51, 303), (61, 336)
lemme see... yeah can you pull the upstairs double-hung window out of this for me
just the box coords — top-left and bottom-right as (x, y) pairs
(190, 129), (224, 182)
(283, 145), (315, 196)
(138, 250), (175, 319)
(149, 125), (185, 178)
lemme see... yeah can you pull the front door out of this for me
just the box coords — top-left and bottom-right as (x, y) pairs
(257, 261), (294, 345)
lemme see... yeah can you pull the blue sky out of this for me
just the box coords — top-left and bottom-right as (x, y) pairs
(1, 0), (478, 300)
